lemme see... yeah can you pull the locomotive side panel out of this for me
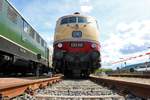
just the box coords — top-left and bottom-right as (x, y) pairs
(0, 0), (49, 73)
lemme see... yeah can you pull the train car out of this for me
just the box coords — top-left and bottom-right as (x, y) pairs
(0, 0), (49, 74)
(121, 62), (150, 72)
(53, 12), (101, 77)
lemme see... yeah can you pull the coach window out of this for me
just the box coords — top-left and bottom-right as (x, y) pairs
(0, 0), (2, 12)
(29, 28), (35, 39)
(78, 17), (87, 23)
(7, 6), (17, 24)
(23, 21), (29, 33)
(36, 34), (40, 43)
(41, 39), (44, 47)
(61, 17), (68, 24)
(68, 17), (76, 23)
(45, 42), (47, 48)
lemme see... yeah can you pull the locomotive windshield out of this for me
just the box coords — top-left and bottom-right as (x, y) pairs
(60, 16), (87, 24)
(78, 17), (87, 23)
(61, 17), (68, 24)
(69, 17), (76, 23)
(61, 17), (76, 24)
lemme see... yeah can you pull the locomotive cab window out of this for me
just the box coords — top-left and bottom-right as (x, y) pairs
(78, 17), (87, 23)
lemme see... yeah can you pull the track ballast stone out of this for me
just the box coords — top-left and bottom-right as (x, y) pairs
(35, 79), (125, 100)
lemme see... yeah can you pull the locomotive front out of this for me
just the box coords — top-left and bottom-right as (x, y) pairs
(53, 12), (101, 77)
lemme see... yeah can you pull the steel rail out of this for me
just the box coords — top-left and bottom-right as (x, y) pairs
(90, 75), (150, 99)
(36, 95), (123, 99)
(108, 73), (150, 78)
(0, 75), (63, 99)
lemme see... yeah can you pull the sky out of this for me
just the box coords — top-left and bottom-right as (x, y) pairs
(9, 0), (150, 69)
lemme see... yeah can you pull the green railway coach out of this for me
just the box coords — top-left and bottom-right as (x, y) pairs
(0, 0), (50, 74)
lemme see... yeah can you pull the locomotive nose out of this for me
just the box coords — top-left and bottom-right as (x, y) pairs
(65, 54), (74, 62)
(90, 51), (100, 60)
(54, 50), (64, 59)
(65, 53), (89, 63)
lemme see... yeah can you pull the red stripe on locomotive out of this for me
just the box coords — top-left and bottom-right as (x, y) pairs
(54, 41), (100, 53)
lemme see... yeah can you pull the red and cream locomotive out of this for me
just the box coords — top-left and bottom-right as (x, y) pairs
(53, 12), (101, 77)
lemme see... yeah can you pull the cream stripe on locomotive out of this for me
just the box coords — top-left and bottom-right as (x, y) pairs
(54, 39), (100, 44)
(54, 14), (100, 42)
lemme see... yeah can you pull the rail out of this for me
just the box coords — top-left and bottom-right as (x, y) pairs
(36, 95), (123, 99)
(108, 73), (150, 78)
(0, 75), (63, 99)
(90, 75), (150, 99)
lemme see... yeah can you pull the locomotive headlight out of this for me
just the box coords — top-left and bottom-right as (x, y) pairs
(91, 43), (97, 48)
(57, 43), (63, 48)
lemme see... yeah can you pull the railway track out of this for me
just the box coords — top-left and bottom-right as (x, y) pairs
(1, 74), (149, 100)
(35, 79), (124, 100)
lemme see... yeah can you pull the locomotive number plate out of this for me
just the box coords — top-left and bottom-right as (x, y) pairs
(70, 42), (84, 48)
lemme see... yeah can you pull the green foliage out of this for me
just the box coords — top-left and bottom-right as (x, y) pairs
(95, 68), (113, 73)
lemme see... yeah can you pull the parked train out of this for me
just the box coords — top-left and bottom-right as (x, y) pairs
(0, 0), (51, 75)
(53, 12), (101, 77)
(120, 61), (150, 72)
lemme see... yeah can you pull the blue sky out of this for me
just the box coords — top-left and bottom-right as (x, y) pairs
(9, 0), (150, 69)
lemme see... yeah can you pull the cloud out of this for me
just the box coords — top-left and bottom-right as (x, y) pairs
(44, 22), (52, 29)
(80, 0), (93, 13)
(101, 33), (124, 66)
(102, 20), (150, 67)
(120, 44), (148, 54)
(80, 5), (93, 13)
(116, 20), (150, 35)
(117, 20), (150, 54)
(116, 23), (132, 33)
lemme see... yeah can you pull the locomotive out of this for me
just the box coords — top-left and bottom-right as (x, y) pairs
(0, 0), (51, 75)
(53, 12), (101, 77)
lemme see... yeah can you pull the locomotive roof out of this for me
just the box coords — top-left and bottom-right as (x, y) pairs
(58, 13), (96, 21)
